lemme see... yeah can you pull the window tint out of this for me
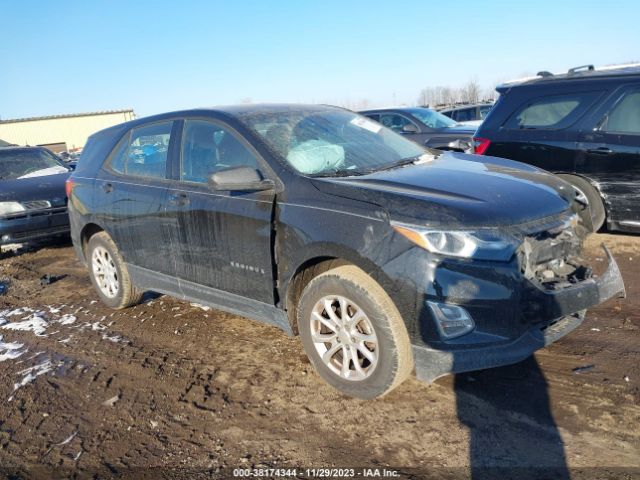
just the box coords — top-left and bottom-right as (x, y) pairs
(603, 91), (640, 135)
(181, 119), (258, 183)
(109, 122), (172, 179)
(365, 113), (380, 122)
(506, 92), (599, 129)
(379, 113), (413, 132)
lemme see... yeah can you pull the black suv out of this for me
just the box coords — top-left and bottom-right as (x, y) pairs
(474, 64), (640, 232)
(360, 107), (476, 151)
(68, 104), (624, 399)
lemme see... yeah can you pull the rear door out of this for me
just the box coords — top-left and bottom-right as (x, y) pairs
(95, 120), (178, 275)
(490, 89), (603, 171)
(165, 117), (276, 303)
(578, 84), (640, 224)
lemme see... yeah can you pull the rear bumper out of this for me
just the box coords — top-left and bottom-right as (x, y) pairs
(0, 209), (69, 245)
(412, 244), (625, 382)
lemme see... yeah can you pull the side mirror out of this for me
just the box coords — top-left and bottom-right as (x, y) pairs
(208, 167), (274, 192)
(402, 123), (419, 134)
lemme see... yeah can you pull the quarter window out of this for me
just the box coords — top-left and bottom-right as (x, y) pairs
(506, 92), (600, 130)
(602, 90), (640, 135)
(109, 122), (173, 179)
(180, 119), (258, 183)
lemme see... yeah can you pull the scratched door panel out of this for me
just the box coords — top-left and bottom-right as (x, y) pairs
(166, 184), (276, 303)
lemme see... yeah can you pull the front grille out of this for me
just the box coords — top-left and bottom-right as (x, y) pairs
(2, 206), (67, 220)
(517, 212), (590, 291)
(22, 200), (52, 210)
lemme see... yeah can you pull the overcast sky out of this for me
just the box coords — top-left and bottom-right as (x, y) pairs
(1, 0), (638, 119)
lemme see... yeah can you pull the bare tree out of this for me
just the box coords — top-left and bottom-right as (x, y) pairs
(464, 78), (481, 104)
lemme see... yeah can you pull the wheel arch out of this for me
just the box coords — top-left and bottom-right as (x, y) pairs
(282, 245), (397, 336)
(80, 222), (105, 260)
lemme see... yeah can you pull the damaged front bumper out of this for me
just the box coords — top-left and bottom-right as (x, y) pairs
(412, 245), (625, 382)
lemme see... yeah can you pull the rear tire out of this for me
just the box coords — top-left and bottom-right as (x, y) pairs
(297, 264), (413, 399)
(86, 231), (143, 309)
(557, 174), (606, 232)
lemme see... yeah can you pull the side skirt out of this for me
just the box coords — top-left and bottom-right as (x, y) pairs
(127, 264), (293, 336)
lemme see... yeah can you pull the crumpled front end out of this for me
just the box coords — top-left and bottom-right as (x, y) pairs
(406, 210), (625, 382)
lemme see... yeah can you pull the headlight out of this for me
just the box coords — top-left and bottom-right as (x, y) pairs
(392, 222), (520, 261)
(0, 202), (26, 216)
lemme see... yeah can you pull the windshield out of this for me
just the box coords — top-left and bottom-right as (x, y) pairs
(0, 149), (68, 180)
(407, 108), (457, 129)
(238, 109), (427, 176)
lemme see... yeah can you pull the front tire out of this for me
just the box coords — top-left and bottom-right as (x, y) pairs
(87, 231), (143, 309)
(557, 174), (606, 232)
(297, 264), (413, 399)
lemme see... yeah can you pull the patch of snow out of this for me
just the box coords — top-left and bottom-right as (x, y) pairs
(57, 314), (76, 326)
(0, 335), (25, 362)
(13, 360), (55, 392)
(1, 312), (49, 336)
(190, 303), (210, 311)
(55, 431), (78, 446)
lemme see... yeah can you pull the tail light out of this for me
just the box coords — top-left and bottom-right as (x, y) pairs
(473, 137), (491, 155)
(65, 178), (75, 198)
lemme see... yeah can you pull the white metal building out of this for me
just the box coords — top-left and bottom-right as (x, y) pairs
(0, 109), (135, 152)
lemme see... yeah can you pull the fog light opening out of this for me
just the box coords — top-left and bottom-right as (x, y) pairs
(427, 301), (475, 340)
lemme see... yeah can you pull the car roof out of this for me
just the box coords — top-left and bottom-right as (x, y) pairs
(359, 107), (427, 114)
(90, 103), (347, 138)
(438, 103), (493, 113)
(498, 63), (640, 92)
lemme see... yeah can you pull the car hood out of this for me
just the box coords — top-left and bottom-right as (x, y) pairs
(0, 172), (69, 206)
(311, 152), (575, 228)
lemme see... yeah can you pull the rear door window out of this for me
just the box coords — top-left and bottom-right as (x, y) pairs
(109, 121), (173, 179)
(505, 92), (601, 130)
(601, 90), (640, 135)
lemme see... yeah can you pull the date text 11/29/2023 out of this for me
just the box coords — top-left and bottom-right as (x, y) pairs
(232, 467), (400, 477)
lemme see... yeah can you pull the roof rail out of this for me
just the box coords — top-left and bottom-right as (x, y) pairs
(536, 71), (554, 78)
(568, 64), (595, 75)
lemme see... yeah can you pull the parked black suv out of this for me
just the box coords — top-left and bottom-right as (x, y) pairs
(360, 107), (476, 151)
(474, 64), (640, 232)
(68, 104), (624, 399)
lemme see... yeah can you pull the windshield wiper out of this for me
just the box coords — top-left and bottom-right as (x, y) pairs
(369, 156), (422, 173)
(312, 168), (364, 178)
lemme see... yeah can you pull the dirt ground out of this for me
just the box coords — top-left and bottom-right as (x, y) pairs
(0, 233), (638, 479)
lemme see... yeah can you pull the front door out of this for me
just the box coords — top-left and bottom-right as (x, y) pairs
(165, 118), (276, 303)
(578, 85), (640, 225)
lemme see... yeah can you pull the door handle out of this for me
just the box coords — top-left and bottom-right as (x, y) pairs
(102, 182), (113, 193)
(586, 147), (613, 155)
(168, 193), (190, 206)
